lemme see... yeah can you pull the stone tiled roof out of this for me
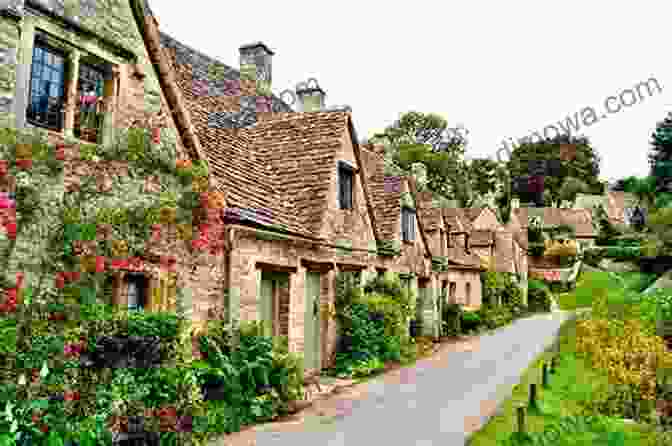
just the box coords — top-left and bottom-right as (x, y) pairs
(446, 246), (483, 269)
(359, 146), (405, 242)
(469, 229), (494, 247)
(443, 208), (467, 232)
(158, 32), (357, 237)
(248, 112), (351, 234)
(158, 32), (292, 123)
(513, 208), (529, 228)
(542, 208), (596, 237)
(606, 191), (638, 225)
(415, 191), (443, 231)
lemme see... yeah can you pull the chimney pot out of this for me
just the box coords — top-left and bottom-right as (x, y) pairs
(296, 77), (326, 112)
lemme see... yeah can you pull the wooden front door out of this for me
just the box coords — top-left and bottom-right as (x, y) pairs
(304, 271), (322, 372)
(259, 271), (290, 339)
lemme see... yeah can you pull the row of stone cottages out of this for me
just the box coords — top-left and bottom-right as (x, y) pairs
(0, 0), (529, 373)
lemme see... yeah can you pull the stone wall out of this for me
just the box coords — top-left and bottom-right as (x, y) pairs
(0, 17), (20, 128)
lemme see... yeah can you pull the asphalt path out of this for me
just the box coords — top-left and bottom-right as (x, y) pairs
(244, 310), (574, 446)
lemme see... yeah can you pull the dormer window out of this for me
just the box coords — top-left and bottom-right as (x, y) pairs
(402, 207), (416, 242)
(338, 161), (354, 209)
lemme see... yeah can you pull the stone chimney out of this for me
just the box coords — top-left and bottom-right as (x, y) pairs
(296, 78), (326, 112)
(239, 42), (274, 96)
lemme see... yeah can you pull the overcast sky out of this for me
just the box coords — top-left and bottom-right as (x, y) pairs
(152, 0), (672, 184)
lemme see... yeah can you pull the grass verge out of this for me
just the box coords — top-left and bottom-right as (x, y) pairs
(466, 313), (663, 446)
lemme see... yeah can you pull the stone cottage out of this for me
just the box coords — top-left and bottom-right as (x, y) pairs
(0, 0), (223, 325)
(415, 193), (485, 335)
(0, 0), (502, 375)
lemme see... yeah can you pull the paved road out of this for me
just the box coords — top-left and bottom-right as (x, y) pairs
(224, 311), (574, 446)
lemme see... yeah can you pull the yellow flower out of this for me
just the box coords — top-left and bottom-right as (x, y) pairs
(192, 176), (209, 193)
(80, 255), (96, 273)
(177, 223), (193, 240)
(15, 143), (32, 159)
(159, 207), (176, 224)
(111, 240), (128, 257)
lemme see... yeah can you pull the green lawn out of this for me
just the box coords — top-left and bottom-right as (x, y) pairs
(467, 315), (663, 446)
(556, 270), (658, 310)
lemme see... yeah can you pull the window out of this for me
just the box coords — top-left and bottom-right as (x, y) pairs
(75, 62), (105, 143)
(126, 273), (148, 312)
(466, 282), (471, 306)
(402, 207), (416, 242)
(449, 282), (456, 303)
(27, 43), (66, 130)
(338, 162), (353, 209)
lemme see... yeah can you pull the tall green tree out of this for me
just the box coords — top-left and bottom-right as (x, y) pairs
(507, 134), (602, 207)
(648, 112), (672, 194)
(370, 112), (497, 207)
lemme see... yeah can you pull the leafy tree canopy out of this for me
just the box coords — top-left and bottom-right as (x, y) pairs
(507, 134), (602, 207)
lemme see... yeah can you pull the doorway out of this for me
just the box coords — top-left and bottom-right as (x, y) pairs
(304, 271), (322, 372)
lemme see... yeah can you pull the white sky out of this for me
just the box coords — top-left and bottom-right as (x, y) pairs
(152, 0), (672, 184)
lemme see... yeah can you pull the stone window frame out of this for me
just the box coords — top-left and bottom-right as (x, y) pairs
(15, 19), (123, 147)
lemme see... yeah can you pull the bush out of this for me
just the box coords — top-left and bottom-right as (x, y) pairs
(602, 246), (641, 260)
(331, 273), (416, 378)
(441, 303), (463, 336)
(581, 248), (604, 267)
(194, 321), (305, 432)
(527, 279), (552, 312)
(461, 311), (481, 332)
(477, 304), (513, 330)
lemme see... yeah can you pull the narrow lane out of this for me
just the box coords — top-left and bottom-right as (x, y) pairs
(230, 311), (573, 446)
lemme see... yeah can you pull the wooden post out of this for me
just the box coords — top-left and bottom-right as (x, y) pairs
(528, 383), (538, 410)
(516, 405), (526, 434)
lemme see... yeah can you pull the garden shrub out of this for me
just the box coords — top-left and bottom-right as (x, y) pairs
(441, 303), (463, 336)
(602, 246), (642, 260)
(581, 247), (604, 267)
(477, 304), (513, 330)
(331, 273), (416, 378)
(527, 279), (553, 312)
(192, 320), (304, 434)
(460, 311), (481, 332)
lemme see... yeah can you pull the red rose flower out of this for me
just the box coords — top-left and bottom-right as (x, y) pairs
(40, 424), (49, 433)
(70, 271), (81, 282)
(0, 160), (7, 176)
(5, 222), (16, 239)
(152, 128), (161, 145)
(110, 258), (129, 270)
(55, 273), (65, 289)
(55, 145), (66, 161)
(15, 159), (32, 170)
(95, 256), (106, 273)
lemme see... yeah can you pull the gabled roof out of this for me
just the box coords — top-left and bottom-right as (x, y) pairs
(606, 191), (639, 224)
(469, 229), (494, 247)
(415, 191), (443, 232)
(442, 208), (467, 232)
(155, 30), (377, 238)
(541, 208), (596, 238)
(359, 146), (405, 242)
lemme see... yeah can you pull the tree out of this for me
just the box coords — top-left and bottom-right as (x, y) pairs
(556, 176), (590, 207)
(506, 134), (602, 207)
(370, 112), (497, 206)
(649, 112), (672, 194)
